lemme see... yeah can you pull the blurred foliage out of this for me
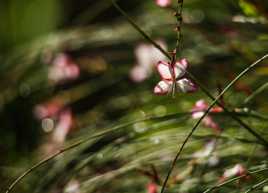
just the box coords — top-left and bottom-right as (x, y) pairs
(0, 0), (268, 193)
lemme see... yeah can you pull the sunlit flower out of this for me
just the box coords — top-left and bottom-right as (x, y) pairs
(219, 164), (249, 182)
(130, 40), (167, 82)
(154, 58), (197, 95)
(155, 0), (171, 7)
(191, 99), (222, 133)
(48, 53), (80, 83)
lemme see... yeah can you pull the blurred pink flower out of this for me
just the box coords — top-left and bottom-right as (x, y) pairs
(154, 58), (197, 95)
(219, 164), (249, 182)
(193, 139), (216, 158)
(48, 53), (80, 83)
(191, 100), (222, 133)
(38, 108), (75, 157)
(147, 182), (158, 193)
(155, 0), (171, 7)
(34, 100), (63, 119)
(130, 40), (167, 82)
(52, 109), (74, 143)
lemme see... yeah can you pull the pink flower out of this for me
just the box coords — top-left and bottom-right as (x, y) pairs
(48, 53), (80, 83)
(155, 0), (171, 7)
(191, 100), (222, 133)
(154, 58), (197, 95)
(130, 40), (167, 82)
(147, 182), (158, 193)
(219, 164), (249, 182)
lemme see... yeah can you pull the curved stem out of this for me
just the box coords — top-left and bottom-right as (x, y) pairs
(175, 0), (184, 57)
(5, 113), (185, 193)
(160, 53), (268, 193)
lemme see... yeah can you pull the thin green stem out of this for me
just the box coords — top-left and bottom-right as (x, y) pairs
(244, 82), (268, 104)
(202, 168), (268, 193)
(160, 53), (268, 193)
(175, 0), (184, 57)
(5, 113), (187, 193)
(244, 178), (268, 193)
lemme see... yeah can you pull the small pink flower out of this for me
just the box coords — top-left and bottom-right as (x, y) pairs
(147, 182), (158, 193)
(219, 164), (248, 182)
(48, 53), (80, 83)
(191, 100), (223, 133)
(155, 0), (171, 7)
(130, 40), (167, 82)
(154, 58), (197, 95)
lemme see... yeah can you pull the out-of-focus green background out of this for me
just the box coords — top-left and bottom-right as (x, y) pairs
(0, 0), (268, 193)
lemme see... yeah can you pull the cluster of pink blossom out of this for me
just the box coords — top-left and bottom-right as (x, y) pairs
(130, 40), (167, 82)
(48, 53), (80, 83)
(219, 164), (249, 182)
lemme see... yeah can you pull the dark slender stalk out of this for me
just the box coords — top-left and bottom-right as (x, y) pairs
(175, 0), (184, 57)
(111, 0), (171, 60)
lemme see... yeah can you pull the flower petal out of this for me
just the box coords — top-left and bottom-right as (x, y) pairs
(176, 78), (197, 93)
(154, 80), (172, 95)
(173, 59), (188, 79)
(156, 61), (173, 80)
